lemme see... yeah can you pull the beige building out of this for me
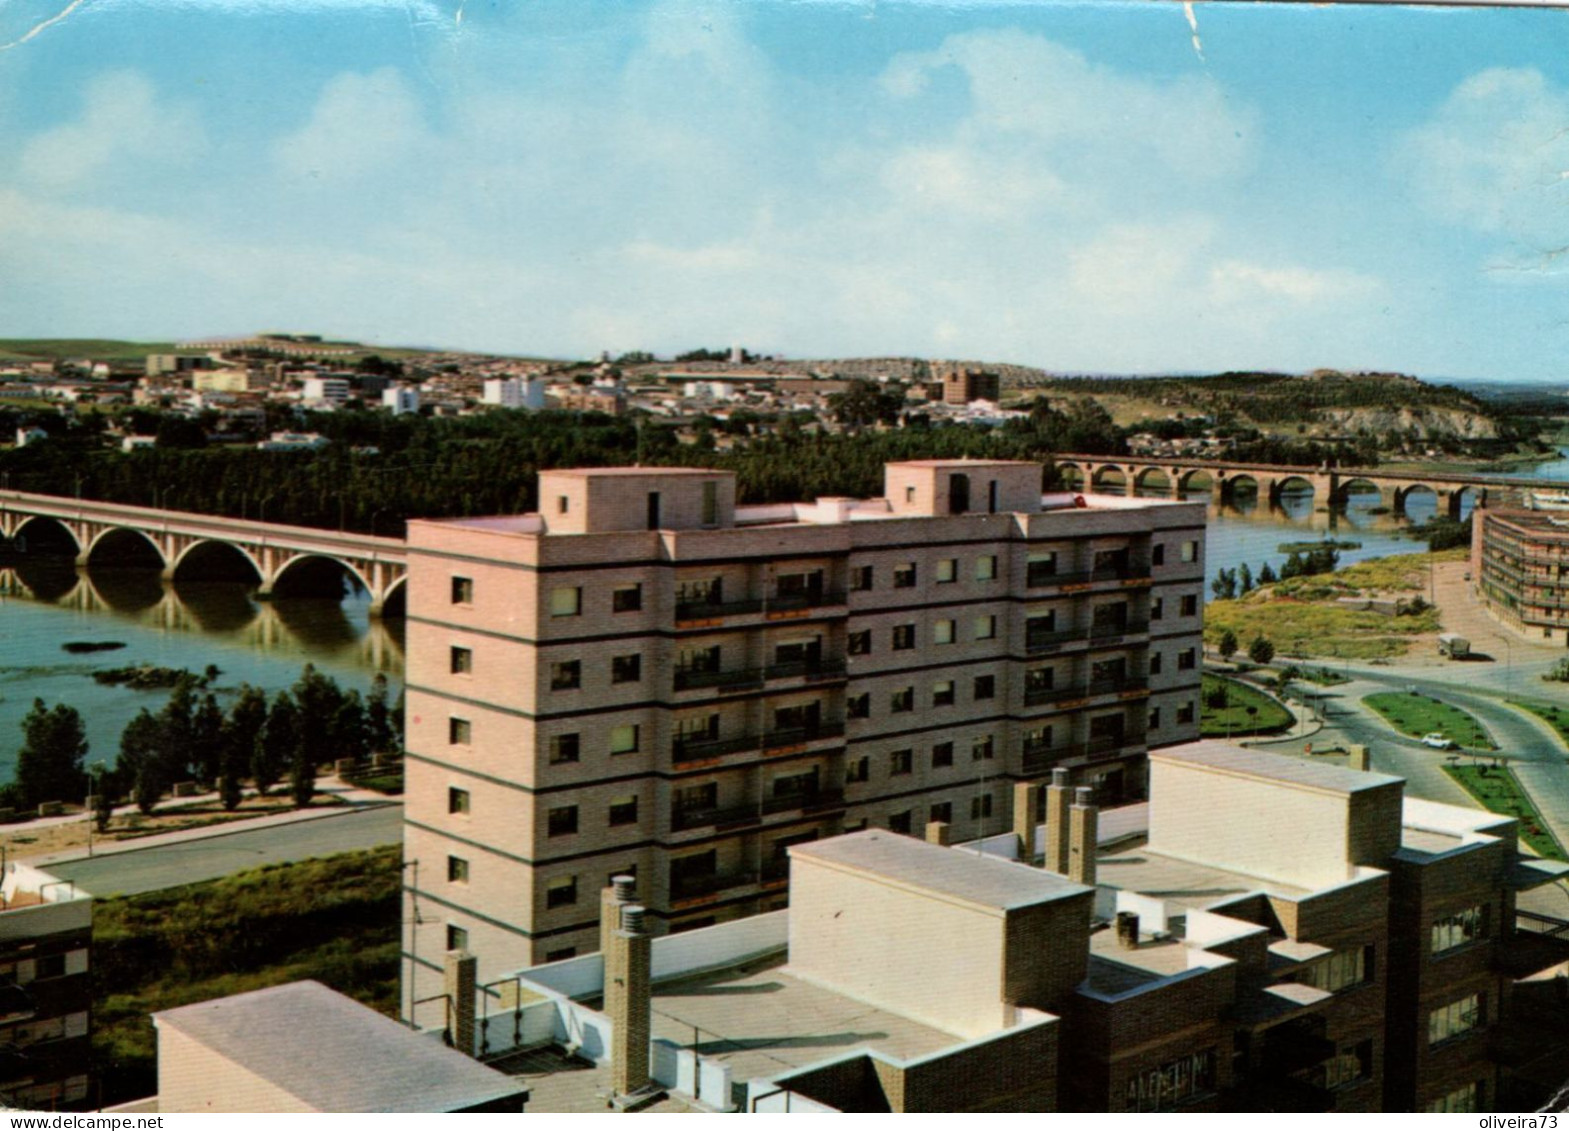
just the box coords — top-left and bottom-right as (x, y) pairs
(1473, 504), (1569, 644)
(400, 459), (1206, 1020)
(458, 741), (1567, 1114)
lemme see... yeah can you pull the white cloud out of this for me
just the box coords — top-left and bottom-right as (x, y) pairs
(272, 67), (430, 183)
(18, 71), (202, 191)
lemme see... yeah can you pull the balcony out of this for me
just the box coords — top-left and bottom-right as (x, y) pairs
(672, 732), (764, 763)
(670, 803), (762, 832)
(675, 597), (765, 621)
(674, 666), (765, 692)
(1089, 620), (1151, 644)
(1023, 678), (1148, 708)
(1025, 628), (1087, 654)
(1020, 732), (1145, 776)
(674, 590), (848, 623)
(762, 789), (846, 816)
(669, 870), (759, 902)
(763, 657), (848, 684)
(1027, 567), (1153, 590)
(764, 721), (845, 750)
(767, 589), (848, 614)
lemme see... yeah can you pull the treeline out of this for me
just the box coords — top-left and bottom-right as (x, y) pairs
(8, 665), (401, 817)
(0, 402), (1125, 535)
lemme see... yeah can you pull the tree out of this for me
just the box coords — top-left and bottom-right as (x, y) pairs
(13, 700), (89, 809)
(330, 690), (370, 766)
(1218, 630), (1239, 662)
(191, 694), (225, 787)
(156, 679), (198, 787)
(826, 379), (905, 428)
(254, 692), (300, 797)
(292, 665), (345, 770)
(1257, 561), (1278, 586)
(1248, 636), (1276, 666)
(366, 674), (394, 755)
(118, 708), (164, 815)
(221, 684), (268, 811)
(93, 770), (114, 833)
(1238, 563), (1254, 596)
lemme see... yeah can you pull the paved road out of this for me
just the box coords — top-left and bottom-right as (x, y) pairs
(47, 804), (404, 897)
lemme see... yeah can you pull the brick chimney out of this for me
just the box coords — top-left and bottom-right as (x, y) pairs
(607, 904), (652, 1098)
(443, 949), (477, 1056)
(1011, 782), (1039, 862)
(601, 873), (636, 956)
(1045, 769), (1072, 875)
(1068, 787), (1098, 887)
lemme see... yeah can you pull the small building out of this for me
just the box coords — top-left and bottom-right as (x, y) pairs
(120, 435), (158, 453)
(301, 376), (351, 407)
(482, 377), (546, 411)
(148, 981), (528, 1113)
(13, 427), (47, 448)
(382, 386), (420, 416)
(144, 354), (212, 377)
(256, 431), (328, 452)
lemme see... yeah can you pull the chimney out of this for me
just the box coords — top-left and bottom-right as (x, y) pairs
(607, 904), (653, 1098)
(1068, 787), (1098, 887)
(1045, 769), (1072, 875)
(601, 873), (636, 956)
(443, 949), (478, 1056)
(1116, 911), (1140, 950)
(1347, 744), (1370, 772)
(925, 820), (951, 847)
(1011, 782), (1039, 862)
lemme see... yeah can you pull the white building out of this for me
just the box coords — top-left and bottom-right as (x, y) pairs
(482, 377), (546, 410)
(383, 386), (421, 415)
(257, 431), (329, 452)
(301, 377), (351, 407)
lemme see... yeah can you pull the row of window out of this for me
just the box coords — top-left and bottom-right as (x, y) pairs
(447, 790), (639, 832)
(846, 735), (996, 781)
(1428, 992), (1483, 1046)
(845, 676), (994, 717)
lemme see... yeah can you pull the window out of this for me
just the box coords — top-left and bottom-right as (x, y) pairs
(447, 856), (469, 883)
(1181, 594), (1199, 616)
(971, 793), (993, 820)
(1181, 540), (1199, 563)
(701, 480), (718, 525)
(1177, 648), (1196, 671)
(1151, 597), (1164, 621)
(1177, 701), (1196, 725)
(447, 925), (469, 951)
(34, 954), (65, 980)
(450, 646), (473, 675)
(933, 619), (955, 645)
(1027, 552), (1058, 587)
(932, 742), (954, 768)
(1432, 905), (1488, 954)
(546, 875), (578, 908)
(976, 555), (998, 581)
(613, 583), (642, 612)
(888, 810), (913, 834)
(846, 756), (870, 783)
(848, 630), (872, 656)
(1297, 945), (1371, 993)
(550, 733), (580, 764)
(936, 558), (957, 583)
(1152, 543), (1165, 566)
(847, 693), (870, 720)
(546, 947), (578, 962)
(933, 680), (955, 707)
(609, 795), (639, 826)
(610, 724), (640, 755)
(973, 674), (996, 701)
(1426, 1083), (1482, 1114)
(974, 614), (997, 640)
(1124, 1049), (1216, 1113)
(548, 805), (579, 838)
(891, 687), (915, 713)
(449, 717), (471, 745)
(448, 787), (470, 815)
(1148, 707), (1161, 730)
(931, 801), (953, 824)
(551, 661), (581, 691)
(550, 586), (582, 617)
(1322, 1041), (1373, 1091)
(890, 749), (913, 776)
(612, 654), (642, 684)
(1428, 993), (1482, 1046)
(893, 562), (917, 588)
(451, 576), (473, 604)
(851, 565), (874, 591)
(972, 734), (995, 761)
(905, 485), (917, 504)
(1150, 652), (1163, 675)
(892, 624), (916, 650)
(557, 495), (570, 514)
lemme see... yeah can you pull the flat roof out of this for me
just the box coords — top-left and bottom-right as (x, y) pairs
(1097, 842), (1313, 909)
(791, 829), (1091, 912)
(1152, 740), (1404, 796)
(886, 459), (1035, 468)
(154, 981), (527, 1113)
(541, 466), (731, 478)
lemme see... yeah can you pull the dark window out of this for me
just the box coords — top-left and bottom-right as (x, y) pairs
(546, 947), (577, 962)
(973, 734), (995, 760)
(450, 646), (473, 675)
(613, 583), (643, 612)
(1181, 594), (1199, 617)
(932, 742), (954, 768)
(930, 801), (953, 825)
(1151, 597), (1164, 621)
(891, 687), (915, 713)
(1177, 648), (1196, 671)
(949, 473), (970, 514)
(1027, 554), (1058, 586)
(646, 491), (662, 530)
(1177, 701), (1196, 725)
(34, 954), (65, 980)
(892, 624), (916, 650)
(893, 563), (917, 588)
(851, 565), (874, 591)
(612, 654), (642, 683)
(847, 693), (870, 719)
(609, 796), (639, 826)
(888, 811), (913, 834)
(448, 856), (470, 883)
(1150, 652), (1163, 674)
(546, 875), (578, 908)
(552, 661), (581, 690)
(932, 681), (956, 707)
(447, 925), (469, 951)
(550, 733), (580, 764)
(548, 806), (579, 837)
(1149, 707), (1161, 730)
(449, 717), (471, 745)
(1152, 543), (1165, 566)
(448, 787), (470, 815)
(846, 756), (870, 783)
(848, 630), (872, 656)
(971, 793), (994, 820)
(973, 674), (996, 701)
(890, 749), (913, 776)
(451, 577), (473, 604)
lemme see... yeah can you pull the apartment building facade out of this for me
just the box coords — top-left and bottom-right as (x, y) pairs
(400, 460), (1205, 1018)
(1472, 505), (1569, 644)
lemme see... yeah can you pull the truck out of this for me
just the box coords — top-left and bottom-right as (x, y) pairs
(1438, 634), (1470, 659)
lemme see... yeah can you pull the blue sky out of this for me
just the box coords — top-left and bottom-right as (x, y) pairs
(1, 1), (1567, 381)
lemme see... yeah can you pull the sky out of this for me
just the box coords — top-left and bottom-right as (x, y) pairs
(0, 1), (1567, 381)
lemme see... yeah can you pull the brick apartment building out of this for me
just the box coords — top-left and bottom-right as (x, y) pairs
(1473, 503), (1569, 644)
(400, 459), (1205, 1019)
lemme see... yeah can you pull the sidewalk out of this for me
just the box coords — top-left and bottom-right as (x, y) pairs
(22, 776), (399, 869)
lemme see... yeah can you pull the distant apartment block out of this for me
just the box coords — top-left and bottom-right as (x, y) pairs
(144, 354), (213, 377)
(1473, 505), (1569, 643)
(0, 864), (92, 1111)
(933, 366), (1001, 406)
(301, 376), (351, 407)
(192, 369), (268, 395)
(482, 377), (546, 411)
(400, 459), (1205, 1020)
(383, 385), (421, 415)
(256, 431), (329, 452)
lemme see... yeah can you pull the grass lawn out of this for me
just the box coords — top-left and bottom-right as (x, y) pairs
(1200, 674), (1294, 737)
(1508, 700), (1569, 752)
(1444, 764), (1565, 860)
(1363, 691), (1497, 750)
(93, 845), (401, 1106)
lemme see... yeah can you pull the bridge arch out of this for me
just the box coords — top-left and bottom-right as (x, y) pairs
(169, 539), (266, 586)
(1335, 477), (1383, 508)
(1176, 469), (1213, 496)
(1220, 473), (1261, 504)
(11, 515), (80, 557)
(1051, 461), (1085, 490)
(1090, 464), (1127, 493)
(1270, 475), (1317, 509)
(1393, 483), (1438, 516)
(265, 553), (373, 602)
(83, 526), (166, 571)
(1133, 467), (1173, 496)
(380, 575), (408, 618)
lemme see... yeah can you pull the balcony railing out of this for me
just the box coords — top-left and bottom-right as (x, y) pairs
(670, 803), (762, 832)
(1089, 620), (1151, 641)
(1025, 628), (1086, 653)
(670, 870), (760, 901)
(672, 732), (764, 762)
(1023, 678), (1148, 707)
(674, 666), (765, 692)
(761, 788), (846, 816)
(1027, 567), (1152, 589)
(673, 590), (848, 621)
(768, 589), (848, 613)
(675, 597), (765, 620)
(764, 721), (846, 749)
(764, 657), (848, 683)
(1020, 732), (1146, 776)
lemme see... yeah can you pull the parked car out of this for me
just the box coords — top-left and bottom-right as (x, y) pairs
(1421, 733), (1456, 749)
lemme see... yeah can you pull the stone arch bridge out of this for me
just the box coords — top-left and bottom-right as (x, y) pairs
(1049, 455), (1530, 519)
(0, 490), (407, 615)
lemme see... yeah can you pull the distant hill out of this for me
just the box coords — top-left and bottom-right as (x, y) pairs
(0, 339), (184, 363)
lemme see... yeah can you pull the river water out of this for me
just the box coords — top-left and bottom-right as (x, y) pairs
(0, 452), (1559, 780)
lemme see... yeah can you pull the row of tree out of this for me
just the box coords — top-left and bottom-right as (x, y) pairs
(9, 666), (401, 818)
